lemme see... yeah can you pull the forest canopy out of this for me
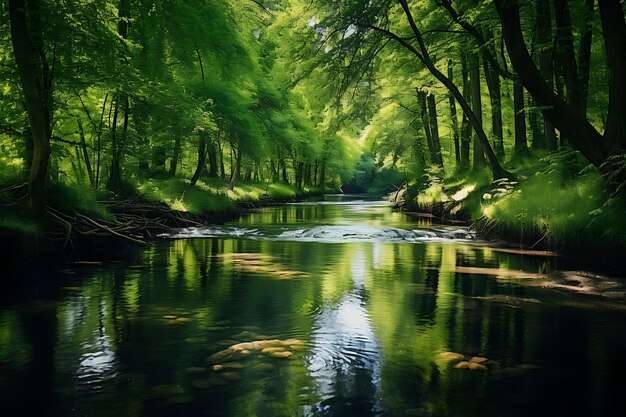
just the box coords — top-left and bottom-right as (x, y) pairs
(1, 0), (625, 256)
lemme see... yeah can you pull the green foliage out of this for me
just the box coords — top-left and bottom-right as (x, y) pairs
(47, 183), (115, 221)
(482, 169), (626, 251)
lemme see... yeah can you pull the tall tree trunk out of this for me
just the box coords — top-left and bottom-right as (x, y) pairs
(77, 117), (94, 187)
(578, 0), (595, 115)
(207, 140), (218, 177)
(598, 0), (626, 155)
(319, 159), (326, 190)
(536, 0), (558, 151)
(447, 60), (461, 166)
(528, 97), (544, 149)
(109, 95), (128, 192)
(227, 147), (241, 190)
(494, 0), (606, 166)
(469, 52), (485, 168)
(304, 161), (312, 186)
(294, 161), (304, 191)
(416, 89), (435, 164)
(169, 136), (182, 176)
(190, 133), (207, 185)
(554, 0), (582, 109)
(9, 0), (51, 214)
(483, 60), (505, 158)
(394, 0), (512, 179)
(217, 135), (225, 179)
(427, 93), (444, 168)
(460, 51), (472, 169)
(514, 82), (528, 154)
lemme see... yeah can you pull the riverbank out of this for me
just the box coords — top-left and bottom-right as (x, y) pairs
(392, 154), (626, 265)
(0, 177), (329, 263)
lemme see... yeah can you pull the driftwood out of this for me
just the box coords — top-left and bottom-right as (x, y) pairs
(44, 196), (208, 249)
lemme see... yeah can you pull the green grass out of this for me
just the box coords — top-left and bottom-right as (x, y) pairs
(481, 169), (626, 251)
(137, 177), (318, 217)
(138, 178), (235, 217)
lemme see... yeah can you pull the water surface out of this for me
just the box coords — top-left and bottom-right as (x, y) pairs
(1, 195), (625, 416)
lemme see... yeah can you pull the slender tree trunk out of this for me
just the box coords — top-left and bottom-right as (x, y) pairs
(554, 0), (582, 109)
(427, 93), (444, 168)
(227, 147), (241, 190)
(95, 93), (108, 189)
(598, 0), (626, 154)
(495, 0), (606, 166)
(190, 133), (207, 185)
(460, 51), (471, 169)
(294, 161), (304, 191)
(536, 0), (558, 151)
(9, 0), (51, 214)
(416, 89), (435, 164)
(281, 160), (288, 183)
(207, 140), (218, 177)
(469, 52), (485, 167)
(108, 96), (120, 190)
(394, 0), (512, 179)
(217, 136), (225, 179)
(303, 161), (311, 185)
(77, 117), (94, 186)
(528, 97), (544, 149)
(447, 60), (461, 166)
(168, 135), (182, 176)
(514, 82), (528, 154)
(483, 60), (505, 158)
(319, 159), (326, 190)
(578, 0), (595, 114)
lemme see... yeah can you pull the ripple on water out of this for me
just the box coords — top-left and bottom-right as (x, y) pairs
(161, 225), (475, 243)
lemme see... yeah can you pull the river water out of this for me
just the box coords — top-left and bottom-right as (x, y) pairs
(1, 195), (625, 416)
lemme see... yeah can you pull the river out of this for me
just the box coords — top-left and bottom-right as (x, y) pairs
(1, 195), (625, 416)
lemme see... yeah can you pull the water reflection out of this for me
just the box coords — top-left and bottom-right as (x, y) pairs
(0, 197), (625, 417)
(306, 246), (384, 416)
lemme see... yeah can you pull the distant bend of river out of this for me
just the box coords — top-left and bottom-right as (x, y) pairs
(1, 194), (625, 417)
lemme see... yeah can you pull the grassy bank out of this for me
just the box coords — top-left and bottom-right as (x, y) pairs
(396, 151), (626, 263)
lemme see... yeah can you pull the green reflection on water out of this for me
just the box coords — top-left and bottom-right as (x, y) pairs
(0, 199), (625, 417)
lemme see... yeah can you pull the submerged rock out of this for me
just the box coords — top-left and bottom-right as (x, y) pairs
(468, 362), (487, 370)
(439, 352), (464, 363)
(270, 351), (293, 359)
(261, 347), (286, 354)
(212, 362), (244, 371)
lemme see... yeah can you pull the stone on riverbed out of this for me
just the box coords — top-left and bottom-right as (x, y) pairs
(439, 352), (464, 363)
(261, 347), (286, 354)
(270, 351), (293, 359)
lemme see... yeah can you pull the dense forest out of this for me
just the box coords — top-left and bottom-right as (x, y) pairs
(1, 0), (625, 259)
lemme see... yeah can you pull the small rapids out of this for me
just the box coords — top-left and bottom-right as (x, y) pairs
(159, 225), (476, 243)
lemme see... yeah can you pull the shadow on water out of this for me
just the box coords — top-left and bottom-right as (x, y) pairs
(1, 196), (625, 417)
